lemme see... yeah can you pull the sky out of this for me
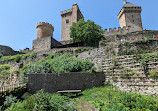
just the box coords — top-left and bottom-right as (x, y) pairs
(0, 0), (157, 51)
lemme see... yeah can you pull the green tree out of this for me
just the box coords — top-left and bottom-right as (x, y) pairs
(70, 19), (104, 46)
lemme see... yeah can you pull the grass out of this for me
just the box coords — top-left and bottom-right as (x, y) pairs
(2, 85), (158, 111)
(73, 85), (158, 111)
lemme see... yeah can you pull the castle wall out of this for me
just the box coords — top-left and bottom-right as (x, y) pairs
(33, 36), (52, 52)
(104, 26), (130, 37)
(104, 30), (158, 42)
(116, 30), (158, 41)
(0, 45), (19, 56)
(33, 36), (62, 52)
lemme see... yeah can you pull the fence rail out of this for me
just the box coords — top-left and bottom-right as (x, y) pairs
(0, 83), (26, 92)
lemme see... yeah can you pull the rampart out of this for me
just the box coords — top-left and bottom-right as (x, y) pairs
(104, 26), (131, 37)
(60, 9), (72, 15)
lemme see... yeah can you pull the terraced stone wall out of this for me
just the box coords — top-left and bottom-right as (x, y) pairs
(101, 55), (158, 96)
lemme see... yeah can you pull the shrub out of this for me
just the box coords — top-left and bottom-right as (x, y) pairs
(20, 61), (54, 82)
(21, 61), (53, 75)
(6, 90), (74, 111)
(99, 40), (106, 47)
(34, 90), (74, 111)
(5, 100), (32, 111)
(0, 53), (3, 58)
(0, 64), (11, 80)
(150, 69), (158, 78)
(48, 54), (94, 73)
(76, 86), (158, 111)
(14, 55), (21, 63)
(4, 95), (17, 107)
(140, 53), (158, 74)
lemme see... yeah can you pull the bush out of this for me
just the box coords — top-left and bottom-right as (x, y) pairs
(48, 54), (94, 73)
(140, 53), (158, 74)
(0, 86), (27, 107)
(75, 86), (158, 111)
(150, 69), (158, 78)
(4, 95), (17, 107)
(15, 55), (21, 63)
(21, 61), (54, 75)
(33, 90), (74, 111)
(0, 53), (3, 58)
(20, 61), (54, 82)
(0, 64), (11, 80)
(6, 90), (74, 111)
(99, 40), (106, 47)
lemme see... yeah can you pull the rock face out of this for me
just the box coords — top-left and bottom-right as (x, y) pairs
(0, 45), (17, 56)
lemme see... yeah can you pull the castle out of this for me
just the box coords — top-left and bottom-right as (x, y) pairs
(0, 0), (157, 54)
(32, 0), (150, 52)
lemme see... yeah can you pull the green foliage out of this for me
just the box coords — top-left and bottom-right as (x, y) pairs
(118, 38), (158, 56)
(99, 40), (106, 47)
(20, 61), (54, 82)
(150, 69), (158, 78)
(140, 53), (158, 74)
(0, 52), (37, 64)
(4, 95), (17, 107)
(20, 54), (95, 82)
(5, 100), (33, 111)
(33, 89), (74, 111)
(0, 64), (11, 80)
(74, 86), (158, 111)
(10, 69), (19, 76)
(14, 55), (21, 63)
(0, 53), (3, 58)
(48, 54), (94, 74)
(70, 19), (104, 46)
(6, 90), (74, 111)
(21, 61), (54, 75)
(0, 86), (27, 107)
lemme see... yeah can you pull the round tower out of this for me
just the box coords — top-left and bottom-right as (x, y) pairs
(36, 22), (54, 39)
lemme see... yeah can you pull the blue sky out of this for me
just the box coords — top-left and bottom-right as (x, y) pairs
(0, 0), (157, 51)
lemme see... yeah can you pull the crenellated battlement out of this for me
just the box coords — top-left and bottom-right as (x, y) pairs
(36, 22), (54, 39)
(60, 9), (72, 15)
(37, 22), (54, 30)
(104, 26), (131, 36)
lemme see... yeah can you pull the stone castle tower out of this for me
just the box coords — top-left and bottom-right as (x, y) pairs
(33, 22), (61, 52)
(61, 3), (84, 41)
(117, 0), (143, 32)
(36, 22), (54, 39)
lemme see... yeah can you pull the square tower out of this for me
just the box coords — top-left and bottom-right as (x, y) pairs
(117, 1), (143, 32)
(61, 3), (84, 41)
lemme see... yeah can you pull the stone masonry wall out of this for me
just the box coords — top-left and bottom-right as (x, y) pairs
(33, 37), (52, 52)
(104, 30), (158, 42)
(102, 55), (158, 97)
(27, 72), (105, 94)
(0, 45), (20, 56)
(77, 47), (158, 97)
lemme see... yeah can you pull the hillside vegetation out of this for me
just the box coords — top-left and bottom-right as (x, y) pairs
(3, 85), (158, 111)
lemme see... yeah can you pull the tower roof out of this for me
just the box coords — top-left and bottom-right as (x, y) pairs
(123, 2), (138, 7)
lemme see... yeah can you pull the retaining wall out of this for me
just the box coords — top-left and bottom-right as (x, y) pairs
(27, 72), (105, 94)
(101, 55), (158, 96)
